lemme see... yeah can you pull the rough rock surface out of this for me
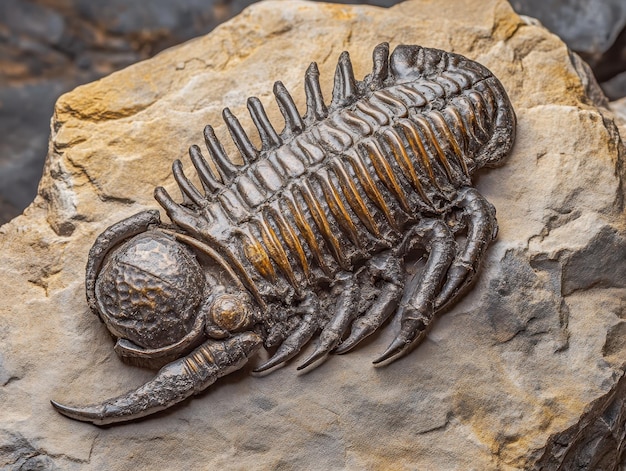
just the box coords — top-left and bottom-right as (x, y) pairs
(0, 0), (241, 224)
(0, 0), (405, 225)
(4, 0), (626, 226)
(533, 370), (626, 469)
(1, 0), (625, 469)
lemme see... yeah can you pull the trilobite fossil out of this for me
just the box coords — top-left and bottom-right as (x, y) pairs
(51, 42), (516, 425)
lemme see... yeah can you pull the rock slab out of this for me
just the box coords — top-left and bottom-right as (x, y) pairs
(1, 0), (625, 469)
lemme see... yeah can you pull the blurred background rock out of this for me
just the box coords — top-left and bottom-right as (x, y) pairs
(0, 0), (625, 225)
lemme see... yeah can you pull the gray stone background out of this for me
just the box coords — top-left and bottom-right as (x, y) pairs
(0, 0), (625, 225)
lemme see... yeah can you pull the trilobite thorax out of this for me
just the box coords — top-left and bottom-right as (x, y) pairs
(158, 43), (515, 305)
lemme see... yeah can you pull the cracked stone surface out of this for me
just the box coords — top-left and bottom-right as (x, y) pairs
(534, 369), (626, 469)
(0, 0), (625, 469)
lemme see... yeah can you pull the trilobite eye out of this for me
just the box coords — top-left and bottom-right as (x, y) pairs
(210, 294), (254, 332)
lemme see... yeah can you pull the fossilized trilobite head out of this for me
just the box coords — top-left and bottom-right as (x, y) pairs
(86, 210), (260, 369)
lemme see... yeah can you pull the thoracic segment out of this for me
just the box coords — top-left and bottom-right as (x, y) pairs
(157, 43), (508, 298)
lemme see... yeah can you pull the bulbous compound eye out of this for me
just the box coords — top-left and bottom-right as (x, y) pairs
(210, 294), (254, 332)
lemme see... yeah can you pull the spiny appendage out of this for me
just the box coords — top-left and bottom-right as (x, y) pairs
(376, 188), (499, 363)
(155, 42), (512, 316)
(362, 78), (501, 185)
(378, 45), (513, 173)
(51, 333), (262, 425)
(154, 43), (507, 236)
(238, 140), (425, 295)
(251, 185), (501, 370)
(237, 180), (353, 296)
(253, 91), (500, 282)
(254, 293), (320, 372)
(255, 249), (406, 372)
(233, 92), (502, 291)
(252, 83), (504, 287)
(296, 245), (411, 368)
(380, 96), (489, 193)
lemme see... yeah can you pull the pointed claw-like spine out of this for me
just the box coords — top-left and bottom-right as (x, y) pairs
(304, 62), (328, 124)
(247, 97), (282, 150)
(203, 125), (238, 183)
(273, 81), (304, 136)
(254, 314), (316, 372)
(172, 159), (205, 206)
(372, 314), (430, 365)
(154, 186), (207, 234)
(335, 284), (401, 354)
(435, 187), (497, 309)
(51, 333), (262, 425)
(336, 252), (403, 355)
(372, 331), (414, 364)
(188, 144), (223, 194)
(223, 107), (259, 163)
(375, 220), (455, 364)
(297, 273), (358, 370)
(331, 51), (358, 109)
(369, 42), (389, 90)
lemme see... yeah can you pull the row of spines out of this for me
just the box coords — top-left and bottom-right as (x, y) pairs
(169, 43), (399, 209)
(174, 66), (493, 218)
(237, 86), (497, 292)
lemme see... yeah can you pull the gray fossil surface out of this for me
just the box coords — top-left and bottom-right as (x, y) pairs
(0, 0), (625, 469)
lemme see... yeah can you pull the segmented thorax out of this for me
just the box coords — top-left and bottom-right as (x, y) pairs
(165, 44), (516, 304)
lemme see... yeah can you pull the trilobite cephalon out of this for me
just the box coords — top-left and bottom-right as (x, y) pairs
(51, 43), (516, 425)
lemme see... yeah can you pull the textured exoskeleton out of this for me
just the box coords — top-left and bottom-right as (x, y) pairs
(52, 43), (516, 425)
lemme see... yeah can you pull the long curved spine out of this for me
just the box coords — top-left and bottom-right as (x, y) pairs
(51, 333), (262, 425)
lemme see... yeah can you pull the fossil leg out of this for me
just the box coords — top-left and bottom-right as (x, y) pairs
(297, 272), (359, 370)
(254, 294), (319, 372)
(51, 333), (261, 425)
(435, 187), (498, 310)
(374, 219), (455, 364)
(334, 251), (404, 354)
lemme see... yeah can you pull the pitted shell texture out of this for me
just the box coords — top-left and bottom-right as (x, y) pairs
(95, 232), (206, 349)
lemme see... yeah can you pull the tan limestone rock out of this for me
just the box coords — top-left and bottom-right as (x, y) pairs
(1, 0), (625, 469)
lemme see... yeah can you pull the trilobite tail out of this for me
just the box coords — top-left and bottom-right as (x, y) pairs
(476, 77), (517, 168)
(51, 333), (262, 425)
